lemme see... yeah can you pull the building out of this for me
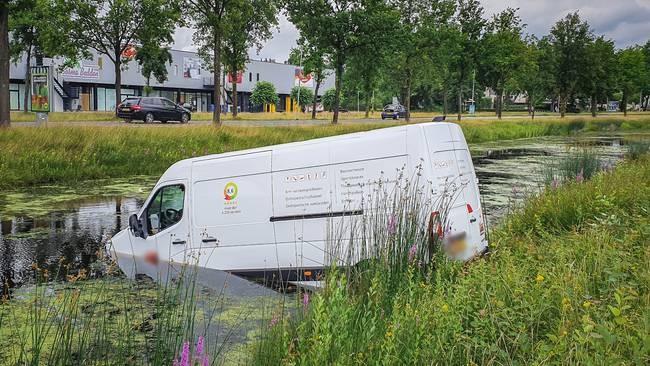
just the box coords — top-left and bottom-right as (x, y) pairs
(8, 49), (334, 113)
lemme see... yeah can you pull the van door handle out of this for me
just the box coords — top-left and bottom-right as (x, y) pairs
(172, 239), (186, 245)
(202, 237), (217, 243)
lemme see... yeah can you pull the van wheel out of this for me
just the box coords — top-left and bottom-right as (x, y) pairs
(181, 113), (189, 124)
(393, 115), (398, 120)
(144, 113), (154, 123)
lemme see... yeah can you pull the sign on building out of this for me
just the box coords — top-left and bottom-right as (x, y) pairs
(31, 66), (50, 112)
(294, 68), (314, 87)
(183, 57), (202, 79)
(62, 63), (100, 80)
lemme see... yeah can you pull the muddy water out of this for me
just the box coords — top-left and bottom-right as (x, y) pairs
(1, 133), (647, 289)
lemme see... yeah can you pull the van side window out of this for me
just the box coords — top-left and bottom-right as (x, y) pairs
(145, 184), (185, 235)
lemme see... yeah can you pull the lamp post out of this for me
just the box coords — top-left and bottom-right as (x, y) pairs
(295, 48), (303, 120)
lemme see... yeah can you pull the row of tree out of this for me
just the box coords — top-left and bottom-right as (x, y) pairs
(286, 0), (650, 123)
(0, 0), (279, 127)
(1, 0), (649, 127)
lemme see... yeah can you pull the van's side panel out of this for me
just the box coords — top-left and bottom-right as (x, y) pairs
(190, 151), (274, 253)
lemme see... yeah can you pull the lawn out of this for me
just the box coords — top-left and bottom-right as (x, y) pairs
(1, 117), (649, 188)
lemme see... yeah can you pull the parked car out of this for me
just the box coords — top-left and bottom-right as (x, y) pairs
(381, 104), (407, 120)
(117, 97), (192, 124)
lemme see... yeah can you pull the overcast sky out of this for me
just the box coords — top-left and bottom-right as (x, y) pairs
(173, 0), (650, 62)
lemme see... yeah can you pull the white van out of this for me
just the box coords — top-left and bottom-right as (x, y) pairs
(109, 122), (487, 283)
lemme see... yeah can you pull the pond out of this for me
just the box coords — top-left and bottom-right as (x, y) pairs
(1, 132), (647, 290)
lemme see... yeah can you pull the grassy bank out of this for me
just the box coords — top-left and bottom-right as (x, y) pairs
(1, 117), (649, 188)
(253, 156), (650, 365)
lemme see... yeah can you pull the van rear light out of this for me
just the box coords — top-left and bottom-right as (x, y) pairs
(429, 211), (443, 240)
(466, 203), (473, 214)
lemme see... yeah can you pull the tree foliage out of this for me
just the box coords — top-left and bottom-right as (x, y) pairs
(290, 86), (314, 109)
(66, 0), (180, 112)
(250, 81), (279, 106)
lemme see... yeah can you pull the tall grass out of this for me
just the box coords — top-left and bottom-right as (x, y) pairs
(252, 156), (650, 365)
(1, 117), (649, 189)
(540, 148), (604, 186)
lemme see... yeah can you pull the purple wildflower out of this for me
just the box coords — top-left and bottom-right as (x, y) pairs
(576, 169), (584, 183)
(180, 341), (190, 366)
(195, 336), (204, 356)
(551, 177), (560, 189)
(269, 314), (279, 327)
(387, 215), (396, 235)
(408, 244), (417, 263)
(303, 292), (310, 308)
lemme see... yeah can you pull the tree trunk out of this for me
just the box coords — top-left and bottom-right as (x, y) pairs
(404, 70), (411, 122)
(311, 79), (320, 120)
(622, 91), (628, 117)
(213, 31), (222, 126)
(496, 89), (503, 119)
(591, 94), (597, 117)
(114, 49), (122, 115)
(0, 1), (10, 127)
(364, 90), (370, 118)
(231, 74), (238, 118)
(332, 57), (344, 125)
(442, 86), (448, 116)
(559, 94), (566, 118)
(457, 84), (463, 121)
(23, 46), (32, 113)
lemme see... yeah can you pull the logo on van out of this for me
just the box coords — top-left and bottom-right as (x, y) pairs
(224, 182), (238, 201)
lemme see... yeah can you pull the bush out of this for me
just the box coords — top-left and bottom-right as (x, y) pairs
(290, 86), (314, 109)
(321, 89), (345, 111)
(250, 81), (279, 106)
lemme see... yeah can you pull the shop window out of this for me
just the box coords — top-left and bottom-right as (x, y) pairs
(249, 72), (252, 82)
(256, 73), (259, 81)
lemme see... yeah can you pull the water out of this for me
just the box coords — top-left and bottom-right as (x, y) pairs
(0, 132), (646, 363)
(1, 133), (646, 290)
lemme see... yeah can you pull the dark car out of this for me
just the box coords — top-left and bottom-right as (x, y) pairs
(117, 97), (192, 124)
(381, 104), (407, 120)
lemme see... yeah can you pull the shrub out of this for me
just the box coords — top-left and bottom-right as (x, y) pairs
(250, 81), (279, 106)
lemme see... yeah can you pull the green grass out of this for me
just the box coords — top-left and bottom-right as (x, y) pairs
(1, 117), (649, 188)
(252, 156), (650, 365)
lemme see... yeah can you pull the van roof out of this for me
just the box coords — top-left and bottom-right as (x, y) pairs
(161, 122), (460, 180)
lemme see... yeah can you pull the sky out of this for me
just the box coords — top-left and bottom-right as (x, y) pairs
(172, 0), (650, 62)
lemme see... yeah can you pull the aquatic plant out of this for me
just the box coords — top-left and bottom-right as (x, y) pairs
(626, 140), (650, 160)
(541, 148), (603, 186)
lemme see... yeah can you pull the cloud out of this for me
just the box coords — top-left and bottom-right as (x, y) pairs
(173, 1), (650, 60)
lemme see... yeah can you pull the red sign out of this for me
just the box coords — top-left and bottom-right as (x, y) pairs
(228, 71), (243, 84)
(121, 45), (137, 60)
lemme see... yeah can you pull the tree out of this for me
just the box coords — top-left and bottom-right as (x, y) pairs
(452, 0), (486, 121)
(250, 81), (279, 107)
(616, 46), (647, 117)
(478, 7), (526, 119)
(390, 0), (455, 122)
(583, 36), (617, 117)
(187, 0), (233, 125)
(642, 40), (650, 111)
(514, 37), (552, 119)
(67, 0), (180, 113)
(0, 1), (10, 127)
(290, 86), (314, 111)
(136, 45), (172, 95)
(289, 39), (330, 120)
(222, 0), (277, 118)
(322, 88), (346, 111)
(285, 0), (393, 124)
(545, 12), (593, 118)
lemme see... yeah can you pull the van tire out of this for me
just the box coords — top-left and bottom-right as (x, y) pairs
(144, 113), (154, 123)
(181, 113), (189, 124)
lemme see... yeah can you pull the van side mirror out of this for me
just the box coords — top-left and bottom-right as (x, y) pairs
(129, 214), (145, 238)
